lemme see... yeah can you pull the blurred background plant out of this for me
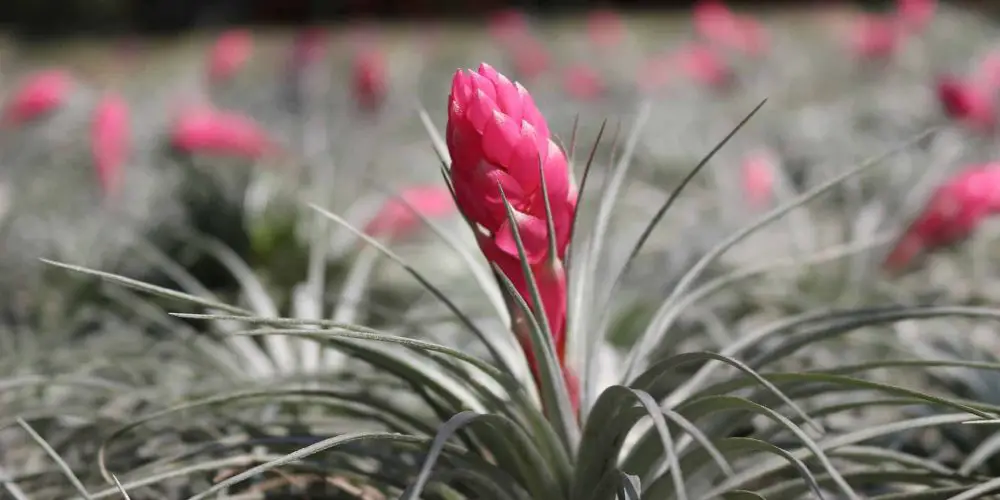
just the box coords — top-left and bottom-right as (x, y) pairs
(9, 0), (1000, 498)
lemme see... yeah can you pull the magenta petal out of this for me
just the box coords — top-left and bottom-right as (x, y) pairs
(468, 71), (497, 103)
(536, 140), (570, 204)
(507, 125), (544, 189)
(516, 83), (550, 139)
(493, 74), (523, 122)
(450, 70), (469, 101)
(480, 166), (527, 205)
(478, 63), (501, 85)
(467, 89), (497, 133)
(494, 212), (550, 264)
(481, 110), (521, 167)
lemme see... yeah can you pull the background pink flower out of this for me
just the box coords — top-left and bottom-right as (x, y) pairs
(171, 106), (275, 160)
(3, 69), (74, 126)
(884, 163), (1000, 272)
(364, 186), (456, 239)
(206, 29), (253, 85)
(353, 48), (388, 111)
(90, 92), (130, 198)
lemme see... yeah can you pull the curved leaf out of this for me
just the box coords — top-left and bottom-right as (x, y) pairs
(402, 411), (563, 500)
(623, 127), (939, 381)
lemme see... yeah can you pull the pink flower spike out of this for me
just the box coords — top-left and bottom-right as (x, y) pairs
(741, 150), (777, 208)
(884, 162), (1000, 273)
(897, 0), (936, 34)
(447, 63), (577, 394)
(90, 92), (130, 198)
(562, 64), (606, 101)
(935, 75), (996, 132)
(587, 9), (626, 48)
(171, 106), (275, 160)
(674, 43), (733, 89)
(511, 37), (551, 79)
(693, 0), (770, 57)
(693, 0), (736, 34)
(846, 14), (900, 61)
(353, 47), (388, 111)
(3, 69), (74, 126)
(363, 186), (456, 239)
(489, 8), (530, 46)
(206, 29), (253, 85)
(732, 16), (770, 57)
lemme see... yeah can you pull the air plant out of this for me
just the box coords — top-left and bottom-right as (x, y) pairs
(33, 57), (1000, 500)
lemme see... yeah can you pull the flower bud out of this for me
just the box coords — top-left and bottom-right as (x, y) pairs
(3, 69), (74, 126)
(171, 106), (275, 160)
(207, 29), (253, 85)
(884, 163), (1000, 272)
(91, 92), (130, 198)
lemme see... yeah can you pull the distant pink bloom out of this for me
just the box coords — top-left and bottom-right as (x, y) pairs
(353, 48), (387, 111)
(511, 36), (551, 79)
(936, 75), (995, 132)
(674, 43), (733, 89)
(364, 186), (456, 238)
(489, 8), (530, 46)
(3, 69), (74, 126)
(171, 106), (275, 160)
(884, 162), (1000, 273)
(741, 150), (777, 207)
(90, 92), (130, 197)
(206, 29), (253, 85)
(846, 14), (900, 60)
(562, 64), (606, 101)
(693, 0), (770, 57)
(896, 0), (936, 33)
(587, 9), (626, 48)
(637, 54), (674, 93)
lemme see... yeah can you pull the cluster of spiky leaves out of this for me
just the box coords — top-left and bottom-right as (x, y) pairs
(8, 4), (1000, 500)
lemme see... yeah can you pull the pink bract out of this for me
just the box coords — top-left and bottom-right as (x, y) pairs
(674, 43), (732, 89)
(91, 92), (130, 198)
(847, 14), (900, 60)
(897, 0), (936, 33)
(693, 0), (770, 57)
(936, 76), (996, 132)
(741, 150), (777, 208)
(3, 69), (74, 126)
(884, 163), (1000, 272)
(364, 186), (456, 239)
(171, 106), (275, 160)
(446, 63), (578, 411)
(562, 64), (606, 101)
(206, 29), (253, 85)
(353, 48), (388, 111)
